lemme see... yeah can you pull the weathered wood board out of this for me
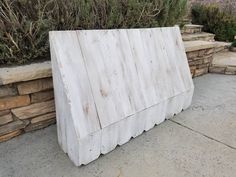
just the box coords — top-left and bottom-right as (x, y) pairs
(49, 27), (194, 166)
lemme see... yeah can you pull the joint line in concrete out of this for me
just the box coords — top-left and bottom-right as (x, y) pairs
(169, 119), (236, 150)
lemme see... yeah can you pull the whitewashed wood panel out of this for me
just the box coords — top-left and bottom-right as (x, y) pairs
(49, 31), (101, 138)
(78, 30), (135, 128)
(50, 27), (194, 166)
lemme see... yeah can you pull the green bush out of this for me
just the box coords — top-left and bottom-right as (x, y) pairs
(0, 0), (187, 66)
(192, 4), (236, 42)
(232, 40), (236, 47)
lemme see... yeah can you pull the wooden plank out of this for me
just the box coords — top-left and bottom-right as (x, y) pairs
(50, 31), (101, 138)
(77, 30), (135, 128)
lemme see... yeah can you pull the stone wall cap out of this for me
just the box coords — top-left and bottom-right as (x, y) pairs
(184, 40), (216, 52)
(0, 61), (52, 85)
(184, 24), (203, 28)
(182, 32), (215, 41)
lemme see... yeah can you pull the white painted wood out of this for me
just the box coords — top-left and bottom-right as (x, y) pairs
(50, 31), (101, 139)
(50, 27), (194, 166)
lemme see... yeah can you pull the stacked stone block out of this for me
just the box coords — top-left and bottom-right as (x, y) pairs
(0, 62), (55, 142)
(187, 48), (214, 77)
(209, 52), (236, 75)
(182, 24), (203, 34)
(184, 40), (215, 77)
(209, 66), (236, 75)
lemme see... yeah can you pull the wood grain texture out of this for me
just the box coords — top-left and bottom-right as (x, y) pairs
(49, 27), (194, 166)
(50, 31), (101, 139)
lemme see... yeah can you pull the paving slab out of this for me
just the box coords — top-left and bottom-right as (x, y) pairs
(172, 74), (236, 148)
(0, 121), (236, 177)
(0, 74), (236, 177)
(214, 41), (231, 53)
(212, 51), (236, 66)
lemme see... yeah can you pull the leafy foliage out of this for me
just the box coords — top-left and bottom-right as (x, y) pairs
(192, 4), (236, 42)
(0, 0), (187, 65)
(231, 40), (236, 47)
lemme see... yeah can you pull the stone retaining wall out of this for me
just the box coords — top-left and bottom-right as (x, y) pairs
(209, 52), (236, 75)
(187, 48), (214, 77)
(209, 65), (236, 75)
(0, 62), (55, 142)
(0, 43), (215, 142)
(184, 41), (215, 77)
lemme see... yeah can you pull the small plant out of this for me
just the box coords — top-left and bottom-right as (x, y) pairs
(230, 40), (236, 52)
(231, 40), (236, 47)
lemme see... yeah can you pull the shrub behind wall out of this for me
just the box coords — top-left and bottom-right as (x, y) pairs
(0, 0), (187, 66)
(192, 4), (236, 42)
(190, 0), (236, 15)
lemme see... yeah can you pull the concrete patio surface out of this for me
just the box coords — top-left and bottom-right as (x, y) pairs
(0, 74), (236, 177)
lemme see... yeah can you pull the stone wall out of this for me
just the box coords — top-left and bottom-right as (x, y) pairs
(184, 41), (215, 77)
(209, 52), (236, 75)
(0, 43), (215, 142)
(187, 48), (214, 77)
(0, 61), (55, 142)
